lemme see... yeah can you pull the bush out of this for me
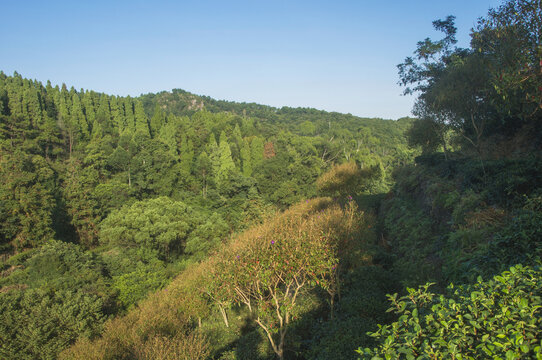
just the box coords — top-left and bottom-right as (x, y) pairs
(359, 264), (542, 359)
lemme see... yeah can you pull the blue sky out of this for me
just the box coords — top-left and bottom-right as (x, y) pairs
(1, 0), (502, 119)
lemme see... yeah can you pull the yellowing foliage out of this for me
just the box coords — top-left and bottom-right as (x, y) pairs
(60, 283), (209, 360)
(316, 162), (361, 195)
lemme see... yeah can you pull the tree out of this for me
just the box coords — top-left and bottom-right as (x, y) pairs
(212, 198), (363, 359)
(398, 16), (492, 153)
(471, 0), (542, 123)
(180, 133), (194, 176)
(196, 151), (212, 198)
(134, 100), (150, 137)
(240, 139), (252, 177)
(150, 103), (165, 138)
(0, 151), (56, 250)
(216, 131), (236, 188)
(399, 0), (542, 156)
(99, 197), (227, 261)
(251, 136), (264, 169)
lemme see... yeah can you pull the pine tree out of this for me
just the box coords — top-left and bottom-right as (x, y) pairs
(207, 132), (220, 183)
(71, 92), (89, 140)
(216, 131), (236, 187)
(251, 136), (264, 169)
(180, 134), (194, 176)
(231, 123), (243, 164)
(196, 151), (212, 198)
(240, 139), (252, 177)
(134, 101), (150, 137)
(95, 95), (111, 133)
(109, 96), (125, 134)
(150, 104), (165, 138)
(82, 91), (96, 133)
(22, 86), (42, 129)
(56, 86), (78, 157)
(123, 97), (135, 132)
(158, 119), (178, 157)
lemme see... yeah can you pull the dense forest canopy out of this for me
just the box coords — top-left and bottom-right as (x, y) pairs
(1, 0), (541, 359)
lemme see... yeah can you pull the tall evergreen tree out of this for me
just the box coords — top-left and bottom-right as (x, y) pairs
(134, 100), (150, 137)
(158, 119), (178, 157)
(240, 138), (252, 177)
(195, 151), (212, 198)
(95, 94), (112, 134)
(216, 131), (236, 188)
(71, 92), (89, 140)
(109, 96), (125, 134)
(123, 97), (135, 132)
(150, 104), (166, 138)
(180, 134), (194, 176)
(251, 136), (264, 169)
(207, 132), (220, 184)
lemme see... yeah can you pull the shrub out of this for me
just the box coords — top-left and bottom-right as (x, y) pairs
(211, 197), (370, 359)
(359, 264), (542, 359)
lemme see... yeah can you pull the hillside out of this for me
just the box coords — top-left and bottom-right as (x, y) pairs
(1, 0), (541, 359)
(0, 71), (414, 359)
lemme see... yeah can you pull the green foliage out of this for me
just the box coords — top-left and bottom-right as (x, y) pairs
(0, 288), (107, 360)
(307, 266), (397, 360)
(112, 262), (169, 309)
(99, 197), (229, 261)
(0, 151), (56, 250)
(359, 265), (542, 360)
(400, 0), (542, 156)
(1, 241), (113, 297)
(381, 194), (438, 287)
(0, 241), (114, 359)
(101, 197), (188, 259)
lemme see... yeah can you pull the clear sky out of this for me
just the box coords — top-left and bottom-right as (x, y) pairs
(1, 0), (503, 119)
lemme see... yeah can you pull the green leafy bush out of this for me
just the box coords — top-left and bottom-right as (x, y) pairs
(359, 265), (542, 359)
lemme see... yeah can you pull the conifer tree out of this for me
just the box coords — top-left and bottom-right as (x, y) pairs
(196, 151), (212, 198)
(158, 119), (178, 157)
(82, 91), (96, 131)
(207, 133), (220, 183)
(95, 95), (111, 132)
(150, 104), (165, 138)
(216, 131), (236, 188)
(231, 123), (243, 165)
(56, 87), (78, 157)
(71, 92), (89, 140)
(109, 96), (124, 134)
(22, 87), (42, 129)
(123, 97), (135, 132)
(180, 134), (194, 176)
(240, 139), (252, 177)
(251, 136), (264, 169)
(134, 101), (150, 137)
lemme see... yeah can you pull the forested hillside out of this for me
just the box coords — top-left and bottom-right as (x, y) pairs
(1, 0), (541, 359)
(0, 68), (413, 359)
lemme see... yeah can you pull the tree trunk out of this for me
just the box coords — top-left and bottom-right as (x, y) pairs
(330, 293), (335, 321)
(218, 304), (229, 327)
